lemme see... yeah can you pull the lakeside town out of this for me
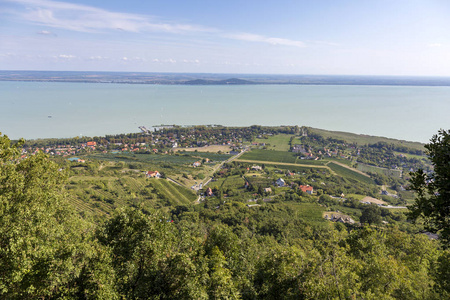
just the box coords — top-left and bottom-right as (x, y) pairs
(20, 125), (429, 176)
(14, 125), (429, 220)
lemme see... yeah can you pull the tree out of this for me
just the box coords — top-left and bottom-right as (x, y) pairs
(360, 204), (382, 225)
(207, 246), (240, 299)
(409, 129), (450, 246)
(0, 133), (114, 298)
(97, 207), (174, 299)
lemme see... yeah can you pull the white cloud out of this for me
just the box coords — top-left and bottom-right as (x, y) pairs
(5, 0), (215, 33)
(58, 54), (75, 59)
(182, 59), (200, 64)
(37, 30), (55, 36)
(226, 33), (305, 48)
(428, 43), (442, 47)
(5, 0), (307, 49)
(120, 56), (147, 62)
(88, 55), (107, 61)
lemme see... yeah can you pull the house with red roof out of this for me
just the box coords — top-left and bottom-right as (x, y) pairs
(146, 171), (161, 178)
(205, 187), (214, 197)
(299, 185), (314, 194)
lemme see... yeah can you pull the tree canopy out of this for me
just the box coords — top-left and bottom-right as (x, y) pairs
(409, 129), (450, 246)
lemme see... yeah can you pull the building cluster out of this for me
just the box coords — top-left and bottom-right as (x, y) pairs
(21, 128), (250, 158)
(292, 144), (350, 160)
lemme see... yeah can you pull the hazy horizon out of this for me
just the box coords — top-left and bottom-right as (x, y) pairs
(2, 1), (450, 76)
(3, 70), (450, 78)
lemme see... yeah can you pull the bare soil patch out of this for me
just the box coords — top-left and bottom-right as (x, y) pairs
(361, 196), (387, 205)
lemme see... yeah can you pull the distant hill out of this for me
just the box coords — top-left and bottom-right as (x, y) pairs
(2, 71), (450, 86)
(183, 78), (256, 85)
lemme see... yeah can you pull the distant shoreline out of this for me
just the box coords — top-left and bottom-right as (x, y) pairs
(2, 70), (450, 86)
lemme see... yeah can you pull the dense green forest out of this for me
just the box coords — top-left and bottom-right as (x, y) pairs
(1, 129), (449, 299)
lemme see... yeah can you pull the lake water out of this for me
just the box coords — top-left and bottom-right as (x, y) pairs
(1, 81), (450, 143)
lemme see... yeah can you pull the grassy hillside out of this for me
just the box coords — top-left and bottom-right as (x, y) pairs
(357, 163), (402, 178)
(327, 162), (375, 185)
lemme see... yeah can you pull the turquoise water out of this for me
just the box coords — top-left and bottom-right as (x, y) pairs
(1, 81), (449, 142)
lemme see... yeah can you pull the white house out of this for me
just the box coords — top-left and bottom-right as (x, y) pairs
(276, 178), (285, 187)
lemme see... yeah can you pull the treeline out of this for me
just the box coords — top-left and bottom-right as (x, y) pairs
(21, 133), (149, 148)
(368, 141), (424, 155)
(356, 146), (429, 171)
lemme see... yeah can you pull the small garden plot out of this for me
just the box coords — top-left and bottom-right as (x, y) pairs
(246, 176), (273, 189)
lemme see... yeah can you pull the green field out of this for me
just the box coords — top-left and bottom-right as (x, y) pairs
(209, 175), (246, 191)
(357, 163), (402, 178)
(222, 176), (246, 190)
(327, 162), (375, 185)
(346, 193), (366, 200)
(254, 134), (293, 151)
(245, 176), (273, 189)
(284, 202), (326, 225)
(393, 151), (427, 160)
(240, 149), (298, 163)
(148, 179), (197, 206)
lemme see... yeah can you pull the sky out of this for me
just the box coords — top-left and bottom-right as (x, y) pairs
(1, 0), (450, 75)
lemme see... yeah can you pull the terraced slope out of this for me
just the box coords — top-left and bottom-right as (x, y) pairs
(148, 179), (196, 206)
(66, 174), (196, 218)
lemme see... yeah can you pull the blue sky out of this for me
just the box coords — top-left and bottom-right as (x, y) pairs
(1, 0), (450, 75)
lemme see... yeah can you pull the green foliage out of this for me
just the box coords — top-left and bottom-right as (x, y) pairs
(409, 129), (450, 246)
(207, 246), (240, 299)
(0, 133), (115, 298)
(360, 204), (383, 225)
(97, 207), (176, 298)
(2, 130), (449, 299)
(434, 250), (450, 296)
(309, 127), (425, 152)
